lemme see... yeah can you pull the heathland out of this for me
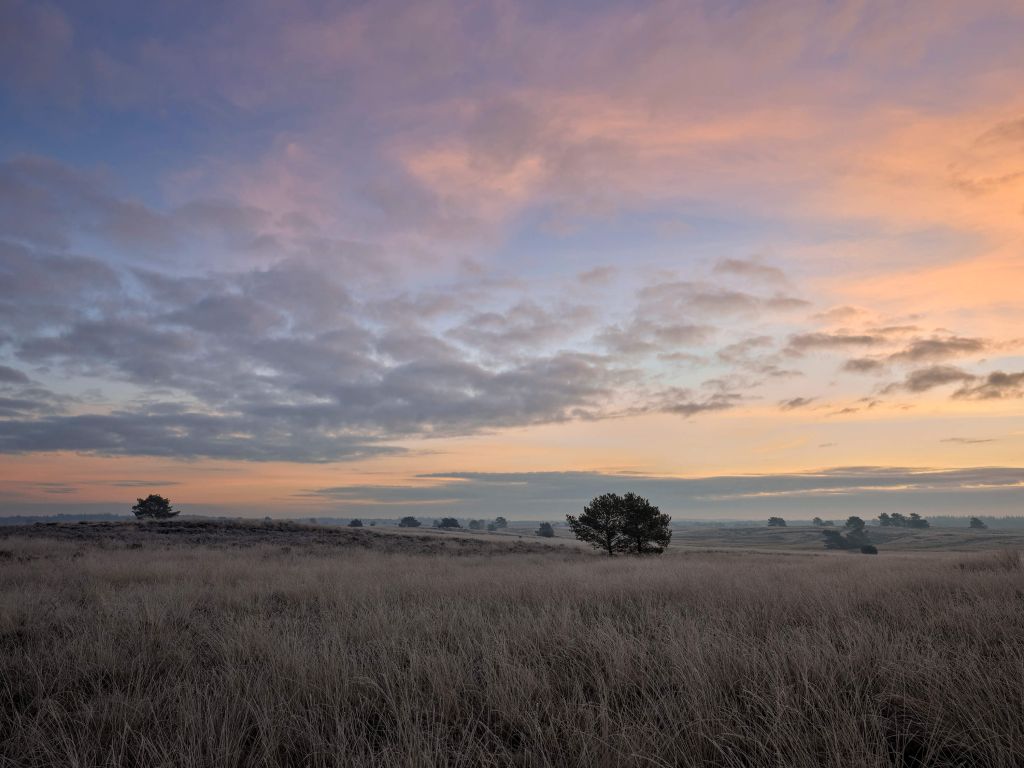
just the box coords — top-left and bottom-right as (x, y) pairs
(2, 519), (1023, 767)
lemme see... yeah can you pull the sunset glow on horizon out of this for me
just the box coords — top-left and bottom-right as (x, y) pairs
(1, 0), (1023, 519)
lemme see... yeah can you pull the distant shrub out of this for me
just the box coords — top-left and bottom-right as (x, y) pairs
(131, 494), (178, 520)
(437, 517), (461, 529)
(494, 517), (508, 529)
(349, 519), (363, 527)
(398, 516), (421, 528)
(468, 520), (485, 530)
(969, 517), (988, 530)
(860, 544), (878, 555)
(812, 517), (825, 527)
(486, 522), (497, 532)
(767, 517), (786, 527)
(823, 528), (871, 551)
(536, 522), (555, 538)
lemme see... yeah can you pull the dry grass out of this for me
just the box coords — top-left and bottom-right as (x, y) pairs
(2, 527), (1023, 767)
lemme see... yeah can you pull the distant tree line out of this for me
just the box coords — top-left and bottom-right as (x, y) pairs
(878, 512), (930, 528)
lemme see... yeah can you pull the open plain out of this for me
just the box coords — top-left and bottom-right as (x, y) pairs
(2, 520), (1023, 768)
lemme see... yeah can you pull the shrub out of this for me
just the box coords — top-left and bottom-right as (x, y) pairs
(349, 519), (363, 527)
(969, 517), (988, 530)
(536, 522), (555, 538)
(860, 544), (878, 555)
(437, 517), (461, 529)
(398, 516), (421, 528)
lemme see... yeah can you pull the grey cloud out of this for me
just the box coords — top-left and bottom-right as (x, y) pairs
(0, 365), (30, 384)
(843, 357), (885, 373)
(447, 302), (593, 356)
(779, 397), (814, 410)
(786, 332), (883, 355)
(940, 437), (996, 444)
(0, 409), (398, 463)
(306, 467), (1024, 519)
(889, 336), (987, 363)
(953, 371), (1024, 400)
(883, 365), (976, 394)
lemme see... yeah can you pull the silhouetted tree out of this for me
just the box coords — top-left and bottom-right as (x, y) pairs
(567, 493), (630, 556)
(878, 513), (892, 526)
(468, 519), (483, 530)
(494, 516), (508, 529)
(438, 517), (461, 529)
(846, 516), (865, 531)
(131, 494), (178, 520)
(767, 517), (787, 527)
(621, 493), (672, 554)
(349, 519), (363, 527)
(890, 512), (907, 527)
(812, 517), (824, 527)
(398, 516), (421, 528)
(969, 517), (988, 530)
(536, 522), (555, 538)
(486, 522), (497, 532)
(907, 512), (930, 529)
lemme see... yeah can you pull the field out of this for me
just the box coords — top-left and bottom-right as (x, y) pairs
(2, 521), (1023, 767)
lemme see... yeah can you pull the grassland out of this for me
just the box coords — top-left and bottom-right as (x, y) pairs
(2, 520), (1023, 767)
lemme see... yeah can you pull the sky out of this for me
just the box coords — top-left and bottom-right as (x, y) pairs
(1, 0), (1023, 520)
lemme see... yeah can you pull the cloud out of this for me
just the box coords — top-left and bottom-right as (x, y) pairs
(843, 357), (886, 373)
(883, 365), (976, 393)
(0, 365), (30, 384)
(888, 336), (988, 363)
(953, 371), (1024, 400)
(306, 466), (1024, 519)
(940, 437), (996, 444)
(786, 332), (884, 354)
(779, 397), (815, 410)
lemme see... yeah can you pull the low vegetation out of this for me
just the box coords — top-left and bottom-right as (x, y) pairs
(1, 526), (1023, 767)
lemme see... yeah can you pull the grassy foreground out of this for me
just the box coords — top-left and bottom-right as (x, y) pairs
(1, 529), (1023, 767)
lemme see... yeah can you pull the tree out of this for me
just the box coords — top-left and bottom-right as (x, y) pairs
(621, 493), (672, 554)
(969, 517), (988, 530)
(889, 512), (907, 527)
(398, 516), (421, 528)
(767, 517), (787, 527)
(567, 493), (629, 556)
(494, 516), (508, 529)
(468, 519), (483, 530)
(907, 513), (930, 529)
(486, 522), (497, 532)
(812, 517), (824, 527)
(438, 517), (461, 529)
(349, 519), (363, 527)
(536, 522), (555, 538)
(131, 494), (178, 519)
(878, 513), (892, 526)
(845, 516), (865, 531)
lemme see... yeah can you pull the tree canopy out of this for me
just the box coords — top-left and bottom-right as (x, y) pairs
(131, 494), (177, 519)
(566, 492), (671, 556)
